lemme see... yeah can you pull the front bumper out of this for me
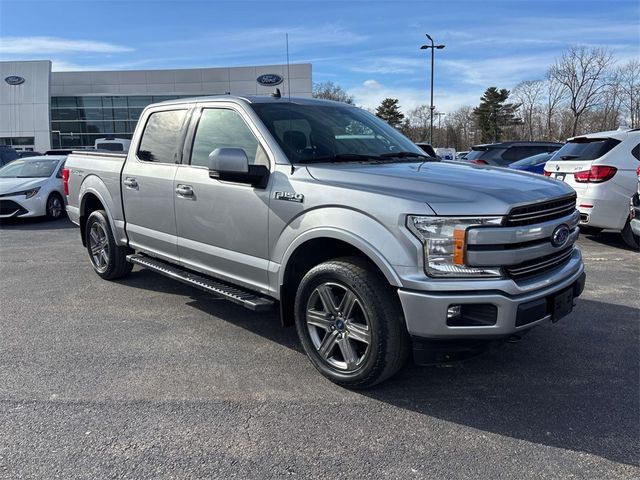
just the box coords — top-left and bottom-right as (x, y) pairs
(0, 194), (47, 218)
(398, 249), (585, 340)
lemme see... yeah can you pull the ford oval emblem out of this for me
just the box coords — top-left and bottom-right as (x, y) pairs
(551, 224), (570, 248)
(256, 74), (283, 86)
(5, 75), (25, 86)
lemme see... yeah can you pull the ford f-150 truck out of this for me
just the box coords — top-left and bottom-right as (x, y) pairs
(65, 95), (586, 388)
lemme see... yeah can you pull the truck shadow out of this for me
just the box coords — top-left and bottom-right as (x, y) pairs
(581, 229), (637, 251)
(121, 269), (639, 466)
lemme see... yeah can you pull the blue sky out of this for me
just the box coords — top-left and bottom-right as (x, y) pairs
(0, 0), (638, 113)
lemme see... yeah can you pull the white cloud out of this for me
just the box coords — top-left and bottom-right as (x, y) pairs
(349, 79), (481, 113)
(0, 37), (133, 54)
(350, 57), (422, 75)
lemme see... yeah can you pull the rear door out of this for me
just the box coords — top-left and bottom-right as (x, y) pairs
(121, 107), (189, 262)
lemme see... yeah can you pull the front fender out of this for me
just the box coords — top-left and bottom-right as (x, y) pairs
(274, 207), (422, 288)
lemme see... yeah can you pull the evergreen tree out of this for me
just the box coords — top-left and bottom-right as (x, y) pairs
(376, 98), (405, 128)
(473, 87), (520, 142)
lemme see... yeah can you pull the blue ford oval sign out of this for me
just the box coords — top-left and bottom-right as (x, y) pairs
(5, 75), (25, 86)
(256, 74), (283, 86)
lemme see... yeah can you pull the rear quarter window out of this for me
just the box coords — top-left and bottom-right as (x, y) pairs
(137, 109), (187, 163)
(632, 143), (640, 161)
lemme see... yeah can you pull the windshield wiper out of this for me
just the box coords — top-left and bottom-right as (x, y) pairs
(560, 154), (581, 160)
(379, 151), (437, 160)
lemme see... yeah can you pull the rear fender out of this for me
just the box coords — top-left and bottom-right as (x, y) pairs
(79, 175), (125, 246)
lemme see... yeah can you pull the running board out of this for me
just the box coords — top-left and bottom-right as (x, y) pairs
(126, 254), (275, 311)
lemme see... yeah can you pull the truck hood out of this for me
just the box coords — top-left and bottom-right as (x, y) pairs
(0, 177), (47, 195)
(306, 161), (575, 215)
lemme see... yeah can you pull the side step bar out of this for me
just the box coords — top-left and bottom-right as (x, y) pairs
(126, 254), (276, 312)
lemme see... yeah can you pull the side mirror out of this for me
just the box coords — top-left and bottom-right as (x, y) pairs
(208, 147), (269, 188)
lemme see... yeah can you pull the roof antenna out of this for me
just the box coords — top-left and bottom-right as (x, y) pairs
(286, 33), (291, 102)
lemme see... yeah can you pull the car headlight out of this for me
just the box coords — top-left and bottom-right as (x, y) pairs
(407, 215), (504, 278)
(0, 187), (41, 199)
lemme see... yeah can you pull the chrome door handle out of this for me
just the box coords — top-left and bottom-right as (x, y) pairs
(175, 184), (194, 197)
(123, 177), (138, 189)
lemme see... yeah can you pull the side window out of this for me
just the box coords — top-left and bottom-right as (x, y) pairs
(190, 108), (267, 167)
(137, 109), (187, 163)
(55, 161), (66, 178)
(632, 143), (640, 161)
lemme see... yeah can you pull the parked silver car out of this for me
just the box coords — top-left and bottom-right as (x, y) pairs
(0, 155), (66, 219)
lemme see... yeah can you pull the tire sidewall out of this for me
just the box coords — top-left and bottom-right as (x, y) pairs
(86, 210), (117, 278)
(294, 264), (387, 386)
(46, 193), (64, 219)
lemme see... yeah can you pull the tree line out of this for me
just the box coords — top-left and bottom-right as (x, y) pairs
(313, 46), (639, 150)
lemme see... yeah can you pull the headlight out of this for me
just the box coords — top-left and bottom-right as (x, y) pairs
(407, 215), (503, 278)
(0, 187), (41, 199)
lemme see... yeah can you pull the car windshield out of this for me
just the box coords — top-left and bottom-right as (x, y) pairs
(511, 152), (553, 167)
(0, 159), (59, 178)
(550, 138), (620, 161)
(465, 148), (507, 162)
(250, 102), (429, 163)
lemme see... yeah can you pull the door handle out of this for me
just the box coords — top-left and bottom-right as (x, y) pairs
(123, 177), (138, 189)
(175, 184), (194, 197)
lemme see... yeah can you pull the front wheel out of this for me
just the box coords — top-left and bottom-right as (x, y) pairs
(85, 210), (133, 279)
(621, 219), (640, 250)
(294, 257), (409, 389)
(45, 193), (64, 220)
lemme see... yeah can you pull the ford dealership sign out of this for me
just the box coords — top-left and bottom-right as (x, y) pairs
(256, 74), (283, 86)
(5, 75), (25, 86)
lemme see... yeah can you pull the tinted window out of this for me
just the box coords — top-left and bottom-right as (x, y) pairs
(632, 143), (640, 161)
(466, 147), (507, 163)
(550, 138), (621, 161)
(137, 110), (187, 163)
(510, 152), (553, 167)
(502, 146), (549, 163)
(251, 103), (423, 163)
(190, 109), (266, 167)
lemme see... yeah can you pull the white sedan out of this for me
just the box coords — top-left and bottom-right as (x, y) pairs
(0, 155), (67, 219)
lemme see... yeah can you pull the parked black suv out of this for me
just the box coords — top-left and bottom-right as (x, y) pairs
(466, 141), (563, 166)
(0, 146), (19, 167)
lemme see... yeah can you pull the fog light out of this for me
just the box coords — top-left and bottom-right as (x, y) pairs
(447, 305), (462, 320)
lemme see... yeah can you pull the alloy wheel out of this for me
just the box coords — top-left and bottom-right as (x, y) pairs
(306, 282), (372, 372)
(48, 196), (63, 218)
(88, 222), (110, 272)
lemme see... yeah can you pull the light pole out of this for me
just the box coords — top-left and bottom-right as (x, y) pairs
(435, 112), (446, 146)
(420, 34), (445, 145)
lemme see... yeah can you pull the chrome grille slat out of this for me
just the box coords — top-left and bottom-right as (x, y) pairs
(506, 195), (577, 227)
(506, 248), (574, 278)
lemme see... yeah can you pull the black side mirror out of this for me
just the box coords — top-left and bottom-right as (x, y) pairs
(208, 148), (269, 188)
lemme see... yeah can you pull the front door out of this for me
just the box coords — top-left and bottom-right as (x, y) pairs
(174, 106), (272, 292)
(122, 108), (188, 262)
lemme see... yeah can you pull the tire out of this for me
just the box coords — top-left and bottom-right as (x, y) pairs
(621, 219), (640, 250)
(85, 210), (133, 280)
(579, 225), (603, 235)
(294, 256), (409, 389)
(45, 193), (65, 220)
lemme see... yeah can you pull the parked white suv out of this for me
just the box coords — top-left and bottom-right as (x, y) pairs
(544, 127), (640, 249)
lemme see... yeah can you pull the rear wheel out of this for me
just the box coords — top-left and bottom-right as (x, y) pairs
(294, 256), (409, 389)
(621, 219), (640, 250)
(85, 210), (133, 279)
(45, 193), (64, 220)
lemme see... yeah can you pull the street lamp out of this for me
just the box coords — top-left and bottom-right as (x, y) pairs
(420, 34), (445, 145)
(435, 112), (446, 146)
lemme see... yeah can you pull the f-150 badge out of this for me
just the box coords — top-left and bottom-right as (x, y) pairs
(274, 191), (304, 203)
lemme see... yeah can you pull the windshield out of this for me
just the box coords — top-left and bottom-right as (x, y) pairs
(550, 138), (620, 161)
(510, 152), (553, 167)
(250, 102), (428, 163)
(465, 148), (507, 162)
(0, 159), (59, 178)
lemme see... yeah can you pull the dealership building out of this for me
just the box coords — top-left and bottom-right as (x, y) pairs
(0, 60), (313, 152)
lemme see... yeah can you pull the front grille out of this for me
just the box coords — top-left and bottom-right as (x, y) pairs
(506, 195), (577, 226)
(0, 200), (27, 216)
(506, 247), (574, 279)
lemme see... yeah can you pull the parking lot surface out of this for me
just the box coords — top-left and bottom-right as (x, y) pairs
(0, 217), (638, 479)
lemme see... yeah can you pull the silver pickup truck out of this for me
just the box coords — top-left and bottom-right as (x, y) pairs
(65, 95), (586, 388)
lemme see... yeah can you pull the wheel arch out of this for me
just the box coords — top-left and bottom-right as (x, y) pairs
(79, 189), (117, 247)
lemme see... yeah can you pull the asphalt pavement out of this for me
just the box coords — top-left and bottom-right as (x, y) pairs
(0, 217), (638, 479)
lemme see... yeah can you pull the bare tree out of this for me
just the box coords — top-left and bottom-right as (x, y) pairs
(549, 46), (613, 136)
(512, 80), (544, 140)
(618, 59), (640, 128)
(542, 76), (567, 140)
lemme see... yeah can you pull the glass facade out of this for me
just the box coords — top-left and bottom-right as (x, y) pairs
(50, 95), (193, 148)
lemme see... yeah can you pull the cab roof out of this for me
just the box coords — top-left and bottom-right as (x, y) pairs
(153, 95), (353, 108)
